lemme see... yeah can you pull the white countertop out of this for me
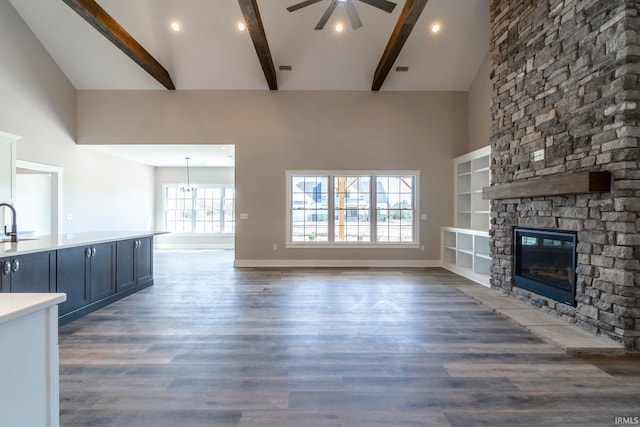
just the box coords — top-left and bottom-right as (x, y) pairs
(0, 293), (67, 325)
(0, 231), (166, 257)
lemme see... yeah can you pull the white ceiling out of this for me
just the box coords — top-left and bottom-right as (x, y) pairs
(9, 0), (489, 91)
(9, 0), (489, 166)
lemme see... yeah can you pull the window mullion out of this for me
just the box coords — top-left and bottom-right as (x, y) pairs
(328, 175), (335, 243)
(219, 186), (224, 233)
(412, 178), (417, 240)
(164, 186), (169, 231)
(370, 176), (377, 242)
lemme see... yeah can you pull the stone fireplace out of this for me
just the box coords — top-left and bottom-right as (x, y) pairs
(488, 0), (640, 350)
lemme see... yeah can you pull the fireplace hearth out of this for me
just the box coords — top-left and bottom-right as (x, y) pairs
(514, 228), (577, 307)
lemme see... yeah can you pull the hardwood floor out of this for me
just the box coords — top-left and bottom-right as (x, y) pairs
(59, 250), (640, 426)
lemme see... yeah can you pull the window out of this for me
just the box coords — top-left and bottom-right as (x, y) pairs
(287, 171), (419, 246)
(164, 185), (235, 233)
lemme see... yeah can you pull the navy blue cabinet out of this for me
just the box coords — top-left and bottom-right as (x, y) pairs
(1, 235), (154, 325)
(116, 237), (153, 292)
(57, 242), (115, 319)
(0, 251), (56, 294)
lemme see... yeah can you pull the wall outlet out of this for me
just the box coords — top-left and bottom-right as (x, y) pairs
(533, 149), (544, 162)
(273, 243), (278, 251)
(420, 244), (424, 251)
(421, 214), (427, 221)
(240, 213), (249, 220)
(66, 213), (74, 221)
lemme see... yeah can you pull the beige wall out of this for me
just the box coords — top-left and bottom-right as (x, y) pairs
(154, 166), (234, 249)
(467, 53), (491, 152)
(77, 90), (467, 264)
(0, 0), (155, 234)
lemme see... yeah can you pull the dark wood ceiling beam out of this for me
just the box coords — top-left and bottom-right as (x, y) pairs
(62, 0), (175, 90)
(372, 0), (428, 91)
(238, 0), (278, 90)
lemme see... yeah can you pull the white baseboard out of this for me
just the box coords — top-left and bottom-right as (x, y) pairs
(154, 243), (234, 250)
(233, 259), (441, 268)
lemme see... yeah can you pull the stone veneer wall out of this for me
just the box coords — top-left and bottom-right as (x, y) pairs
(489, 0), (640, 350)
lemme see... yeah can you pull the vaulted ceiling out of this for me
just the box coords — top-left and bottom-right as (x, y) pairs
(9, 0), (489, 91)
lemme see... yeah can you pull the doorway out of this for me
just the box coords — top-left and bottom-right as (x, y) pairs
(15, 160), (62, 237)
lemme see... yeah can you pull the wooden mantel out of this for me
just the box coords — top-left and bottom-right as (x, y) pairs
(483, 171), (611, 200)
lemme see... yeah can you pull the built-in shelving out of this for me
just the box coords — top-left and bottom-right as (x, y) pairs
(454, 145), (491, 230)
(443, 146), (491, 287)
(441, 227), (490, 287)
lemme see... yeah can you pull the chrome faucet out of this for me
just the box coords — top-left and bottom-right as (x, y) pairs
(0, 203), (17, 243)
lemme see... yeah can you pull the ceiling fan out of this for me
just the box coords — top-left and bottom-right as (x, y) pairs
(287, 0), (397, 31)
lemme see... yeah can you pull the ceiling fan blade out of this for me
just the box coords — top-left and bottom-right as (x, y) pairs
(344, 1), (362, 30)
(356, 0), (396, 13)
(315, 0), (338, 30)
(286, 0), (324, 13)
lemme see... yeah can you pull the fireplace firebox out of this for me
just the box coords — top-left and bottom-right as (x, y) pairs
(514, 228), (577, 306)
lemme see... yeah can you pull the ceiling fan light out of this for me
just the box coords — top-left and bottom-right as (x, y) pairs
(238, 22), (246, 31)
(335, 23), (344, 32)
(431, 23), (441, 33)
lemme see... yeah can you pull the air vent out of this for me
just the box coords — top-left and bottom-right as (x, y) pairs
(395, 66), (409, 72)
(279, 65), (292, 71)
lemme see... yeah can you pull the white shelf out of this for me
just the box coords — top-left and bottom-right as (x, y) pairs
(445, 146), (491, 286)
(442, 220), (491, 286)
(454, 146), (491, 231)
(457, 162), (471, 175)
(441, 227), (490, 286)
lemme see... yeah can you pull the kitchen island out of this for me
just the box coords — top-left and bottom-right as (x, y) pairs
(0, 293), (66, 427)
(0, 232), (163, 325)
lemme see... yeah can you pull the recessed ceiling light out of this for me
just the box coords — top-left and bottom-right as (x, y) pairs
(171, 21), (181, 32)
(335, 23), (344, 32)
(238, 22), (246, 31)
(431, 23), (441, 33)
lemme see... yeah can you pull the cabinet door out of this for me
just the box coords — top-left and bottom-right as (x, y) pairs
(0, 258), (9, 292)
(116, 239), (136, 292)
(9, 252), (56, 293)
(136, 237), (153, 285)
(57, 246), (90, 315)
(90, 242), (115, 302)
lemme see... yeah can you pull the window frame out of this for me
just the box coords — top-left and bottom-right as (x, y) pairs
(285, 170), (420, 248)
(163, 183), (235, 235)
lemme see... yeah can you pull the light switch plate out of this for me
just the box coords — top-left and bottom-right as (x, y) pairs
(240, 213), (249, 220)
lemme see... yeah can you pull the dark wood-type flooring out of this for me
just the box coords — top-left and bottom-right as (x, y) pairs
(59, 250), (640, 426)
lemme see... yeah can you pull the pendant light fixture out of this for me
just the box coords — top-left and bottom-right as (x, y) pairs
(179, 156), (198, 193)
